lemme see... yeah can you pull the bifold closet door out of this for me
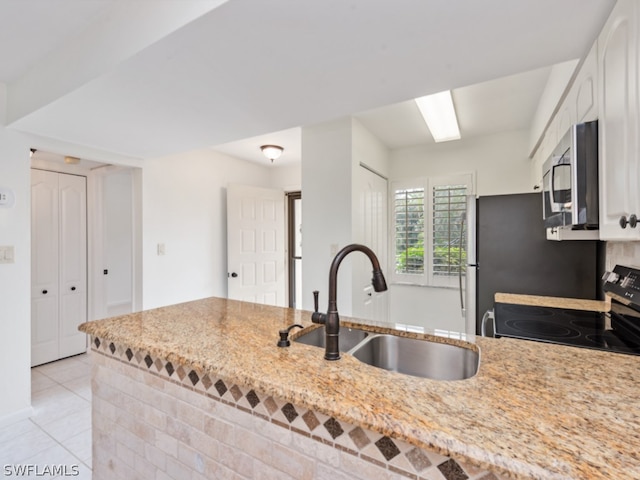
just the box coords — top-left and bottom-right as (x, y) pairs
(58, 173), (87, 359)
(31, 170), (60, 366)
(31, 170), (87, 366)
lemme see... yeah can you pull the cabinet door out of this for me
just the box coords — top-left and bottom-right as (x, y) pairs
(598, 0), (639, 239)
(58, 173), (88, 358)
(575, 43), (598, 123)
(31, 170), (60, 366)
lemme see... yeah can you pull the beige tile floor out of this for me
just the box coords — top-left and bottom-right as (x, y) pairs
(0, 353), (92, 479)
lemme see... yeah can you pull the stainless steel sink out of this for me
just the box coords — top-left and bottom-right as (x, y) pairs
(294, 326), (369, 352)
(349, 334), (479, 381)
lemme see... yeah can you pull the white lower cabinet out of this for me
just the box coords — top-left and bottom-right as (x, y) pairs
(31, 169), (88, 366)
(598, 0), (640, 240)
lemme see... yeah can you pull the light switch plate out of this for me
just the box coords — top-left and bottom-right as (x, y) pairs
(0, 246), (15, 264)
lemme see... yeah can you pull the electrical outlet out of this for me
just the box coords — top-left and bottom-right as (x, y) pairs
(0, 188), (15, 207)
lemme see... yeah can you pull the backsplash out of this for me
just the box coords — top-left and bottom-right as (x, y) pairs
(606, 242), (640, 270)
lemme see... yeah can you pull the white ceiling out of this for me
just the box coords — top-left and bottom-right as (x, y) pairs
(211, 63), (559, 165)
(354, 64), (555, 149)
(1, 0), (616, 164)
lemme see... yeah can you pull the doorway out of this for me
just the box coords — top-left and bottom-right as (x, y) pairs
(90, 165), (141, 319)
(30, 151), (141, 366)
(287, 191), (302, 308)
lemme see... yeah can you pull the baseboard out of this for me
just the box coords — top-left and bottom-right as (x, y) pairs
(0, 406), (35, 428)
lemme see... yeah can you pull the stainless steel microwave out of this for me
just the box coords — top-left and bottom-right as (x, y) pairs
(542, 120), (599, 229)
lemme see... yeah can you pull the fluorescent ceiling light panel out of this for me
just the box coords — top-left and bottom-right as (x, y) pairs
(415, 90), (461, 142)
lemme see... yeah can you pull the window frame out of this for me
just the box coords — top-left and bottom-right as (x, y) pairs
(390, 173), (474, 287)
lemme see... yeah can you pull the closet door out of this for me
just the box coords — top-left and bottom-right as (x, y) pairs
(31, 170), (87, 366)
(31, 170), (60, 366)
(58, 174), (87, 358)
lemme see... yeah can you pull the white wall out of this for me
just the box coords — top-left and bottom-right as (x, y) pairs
(388, 129), (533, 332)
(270, 164), (301, 192)
(301, 118), (354, 313)
(352, 119), (390, 178)
(142, 149), (273, 309)
(391, 129), (533, 196)
(301, 117), (392, 319)
(0, 125), (32, 423)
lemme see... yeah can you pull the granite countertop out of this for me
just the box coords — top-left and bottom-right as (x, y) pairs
(79, 297), (640, 479)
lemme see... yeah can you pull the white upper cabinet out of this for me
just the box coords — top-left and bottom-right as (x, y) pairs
(575, 43), (599, 123)
(598, 0), (640, 239)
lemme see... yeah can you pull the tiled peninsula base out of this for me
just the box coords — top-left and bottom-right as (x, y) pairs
(90, 338), (505, 480)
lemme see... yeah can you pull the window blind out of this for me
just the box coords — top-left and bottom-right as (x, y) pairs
(432, 185), (467, 277)
(394, 188), (425, 274)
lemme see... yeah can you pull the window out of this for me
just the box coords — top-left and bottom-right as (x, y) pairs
(391, 174), (473, 286)
(394, 187), (425, 275)
(432, 184), (467, 279)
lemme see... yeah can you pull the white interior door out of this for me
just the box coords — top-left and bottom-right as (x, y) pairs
(353, 166), (388, 322)
(31, 170), (60, 366)
(58, 173), (87, 358)
(227, 184), (286, 306)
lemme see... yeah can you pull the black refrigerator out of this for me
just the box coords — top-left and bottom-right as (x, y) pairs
(472, 193), (604, 334)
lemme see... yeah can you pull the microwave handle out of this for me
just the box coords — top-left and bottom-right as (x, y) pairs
(549, 164), (559, 205)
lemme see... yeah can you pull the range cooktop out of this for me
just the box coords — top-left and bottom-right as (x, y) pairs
(494, 303), (640, 355)
(493, 265), (640, 356)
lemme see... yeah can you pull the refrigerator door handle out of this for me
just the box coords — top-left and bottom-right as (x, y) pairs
(458, 212), (466, 312)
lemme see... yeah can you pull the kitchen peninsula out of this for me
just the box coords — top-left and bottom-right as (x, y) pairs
(79, 297), (640, 480)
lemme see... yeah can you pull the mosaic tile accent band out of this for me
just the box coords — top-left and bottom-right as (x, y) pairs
(90, 336), (503, 480)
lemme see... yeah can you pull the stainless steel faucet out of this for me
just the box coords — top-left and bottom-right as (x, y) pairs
(312, 244), (388, 360)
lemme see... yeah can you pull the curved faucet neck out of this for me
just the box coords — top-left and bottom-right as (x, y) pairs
(328, 244), (382, 305)
(313, 243), (388, 361)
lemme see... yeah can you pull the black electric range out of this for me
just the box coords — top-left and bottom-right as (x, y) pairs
(492, 265), (640, 356)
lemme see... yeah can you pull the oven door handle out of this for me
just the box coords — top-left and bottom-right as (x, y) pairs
(481, 309), (496, 337)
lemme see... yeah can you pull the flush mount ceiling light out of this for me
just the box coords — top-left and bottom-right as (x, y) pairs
(260, 145), (283, 163)
(64, 156), (81, 165)
(415, 90), (461, 143)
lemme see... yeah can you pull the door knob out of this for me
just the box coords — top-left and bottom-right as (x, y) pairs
(230, 272), (238, 278)
(620, 215), (629, 228)
(71, 286), (76, 291)
(42, 289), (48, 294)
